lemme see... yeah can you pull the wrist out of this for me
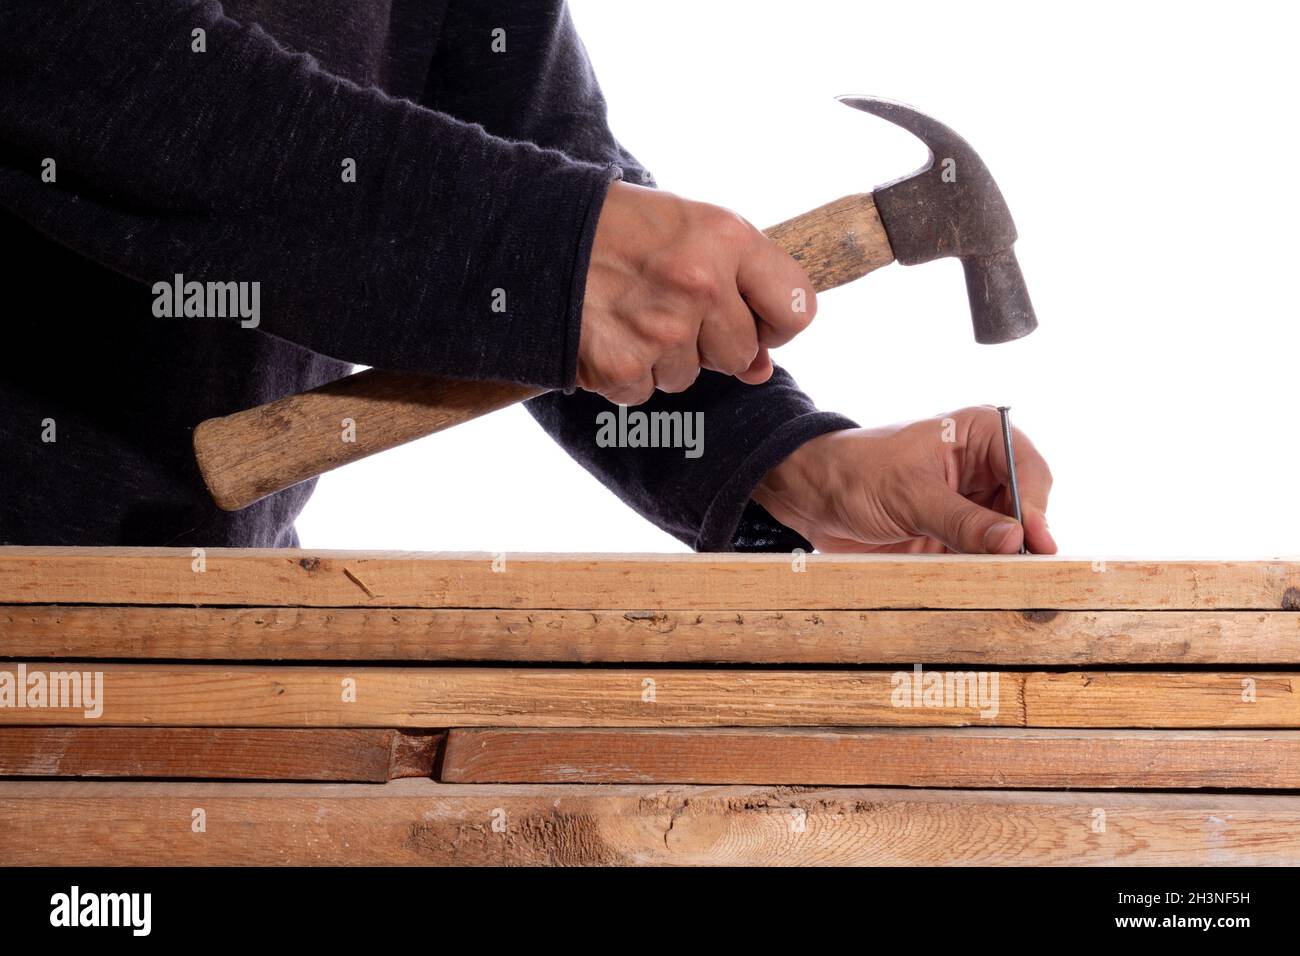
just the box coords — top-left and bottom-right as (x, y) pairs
(752, 428), (853, 538)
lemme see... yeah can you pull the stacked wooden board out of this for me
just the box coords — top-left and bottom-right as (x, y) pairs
(2, 548), (1299, 865)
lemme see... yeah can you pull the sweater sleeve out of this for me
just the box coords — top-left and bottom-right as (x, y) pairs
(526, 370), (858, 552)
(425, 1), (858, 551)
(0, 0), (618, 388)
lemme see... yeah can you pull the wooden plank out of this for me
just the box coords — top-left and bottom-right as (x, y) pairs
(3, 664), (1299, 727)
(0, 664), (1023, 727)
(442, 727), (1300, 788)
(1026, 672), (1300, 727)
(0, 727), (438, 781)
(2, 779), (1298, 865)
(7, 605), (1300, 664)
(2, 548), (1298, 610)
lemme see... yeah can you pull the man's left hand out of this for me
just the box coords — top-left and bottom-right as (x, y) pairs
(753, 406), (1057, 554)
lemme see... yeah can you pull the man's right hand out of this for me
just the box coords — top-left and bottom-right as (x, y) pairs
(577, 180), (816, 405)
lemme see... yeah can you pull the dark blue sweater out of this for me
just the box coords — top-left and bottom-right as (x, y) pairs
(0, 0), (855, 549)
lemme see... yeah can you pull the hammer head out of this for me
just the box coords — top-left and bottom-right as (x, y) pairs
(841, 96), (1037, 345)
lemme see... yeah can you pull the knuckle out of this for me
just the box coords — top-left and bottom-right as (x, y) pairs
(710, 208), (753, 245)
(719, 344), (759, 376)
(658, 371), (698, 394)
(603, 354), (645, 387)
(703, 352), (742, 377)
(628, 383), (655, 406)
(651, 316), (696, 350)
(952, 405), (990, 426)
(664, 259), (715, 297)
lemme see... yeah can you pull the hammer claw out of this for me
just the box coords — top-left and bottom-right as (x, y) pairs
(839, 95), (1036, 344)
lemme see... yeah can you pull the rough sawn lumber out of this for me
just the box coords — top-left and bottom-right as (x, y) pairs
(2, 549), (1298, 609)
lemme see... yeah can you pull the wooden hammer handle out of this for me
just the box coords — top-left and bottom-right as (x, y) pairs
(194, 192), (891, 510)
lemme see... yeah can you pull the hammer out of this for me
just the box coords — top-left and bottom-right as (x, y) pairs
(194, 96), (1036, 511)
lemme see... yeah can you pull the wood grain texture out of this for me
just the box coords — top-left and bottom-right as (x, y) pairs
(764, 192), (892, 291)
(0, 728), (439, 780)
(0, 664), (1020, 727)
(4, 664), (1298, 728)
(1025, 672), (1300, 727)
(3, 779), (1298, 865)
(5, 604), (1299, 663)
(194, 371), (541, 510)
(442, 727), (1300, 788)
(3, 548), (1298, 610)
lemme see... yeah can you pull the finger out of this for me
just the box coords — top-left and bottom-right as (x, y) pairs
(603, 374), (656, 407)
(651, 345), (702, 394)
(965, 408), (1047, 495)
(969, 407), (1056, 553)
(698, 292), (760, 377)
(735, 346), (772, 385)
(818, 538), (946, 554)
(735, 233), (816, 349)
(1005, 430), (1053, 553)
(907, 484), (1024, 555)
(1022, 506), (1058, 555)
(1008, 429), (1053, 512)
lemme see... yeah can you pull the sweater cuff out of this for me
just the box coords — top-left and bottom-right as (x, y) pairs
(557, 163), (624, 388)
(695, 410), (858, 552)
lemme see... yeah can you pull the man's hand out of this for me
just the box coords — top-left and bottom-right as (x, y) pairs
(579, 180), (816, 405)
(753, 406), (1057, 554)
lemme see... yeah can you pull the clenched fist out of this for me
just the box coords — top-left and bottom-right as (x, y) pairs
(578, 180), (816, 405)
(754, 406), (1057, 554)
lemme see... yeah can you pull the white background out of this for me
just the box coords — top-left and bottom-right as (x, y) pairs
(299, 0), (1300, 558)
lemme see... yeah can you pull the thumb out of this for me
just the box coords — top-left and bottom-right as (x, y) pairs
(908, 486), (1023, 554)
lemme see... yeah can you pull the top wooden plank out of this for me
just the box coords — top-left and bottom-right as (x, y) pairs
(1, 548), (1298, 610)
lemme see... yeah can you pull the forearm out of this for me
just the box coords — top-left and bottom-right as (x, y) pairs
(0, 0), (617, 388)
